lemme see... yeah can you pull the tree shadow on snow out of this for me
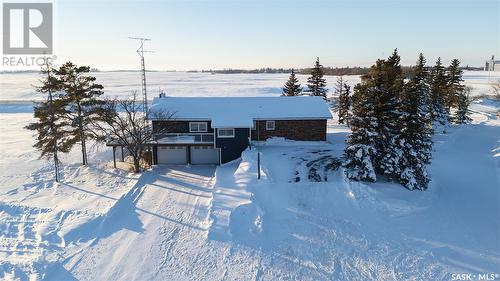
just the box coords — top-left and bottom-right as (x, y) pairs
(64, 174), (149, 246)
(42, 262), (79, 281)
(64, 166), (215, 246)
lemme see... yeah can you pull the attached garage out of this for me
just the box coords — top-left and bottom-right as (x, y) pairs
(157, 146), (187, 164)
(190, 146), (219, 165)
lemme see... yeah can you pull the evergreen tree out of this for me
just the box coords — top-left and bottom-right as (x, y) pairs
(455, 86), (472, 124)
(445, 59), (464, 110)
(282, 69), (302, 96)
(335, 76), (343, 123)
(25, 60), (72, 182)
(429, 57), (450, 127)
(307, 57), (328, 99)
(361, 49), (404, 180)
(397, 54), (433, 190)
(343, 84), (378, 182)
(334, 76), (344, 97)
(338, 81), (351, 125)
(55, 62), (104, 166)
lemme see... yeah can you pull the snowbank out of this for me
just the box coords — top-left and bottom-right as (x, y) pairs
(209, 125), (500, 279)
(208, 149), (261, 241)
(254, 137), (330, 147)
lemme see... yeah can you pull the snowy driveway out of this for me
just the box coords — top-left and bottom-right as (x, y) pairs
(64, 165), (219, 281)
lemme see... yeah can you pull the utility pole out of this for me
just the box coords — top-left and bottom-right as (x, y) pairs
(128, 37), (154, 114)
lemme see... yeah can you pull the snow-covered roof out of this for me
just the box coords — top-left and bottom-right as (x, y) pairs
(148, 96), (332, 128)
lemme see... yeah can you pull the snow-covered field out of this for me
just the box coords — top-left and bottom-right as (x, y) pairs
(0, 71), (499, 280)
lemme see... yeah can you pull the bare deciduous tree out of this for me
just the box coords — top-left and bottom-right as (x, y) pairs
(93, 92), (173, 172)
(491, 79), (500, 101)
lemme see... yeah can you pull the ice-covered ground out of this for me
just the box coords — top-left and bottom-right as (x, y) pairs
(0, 71), (499, 280)
(0, 71), (361, 104)
(1, 70), (497, 102)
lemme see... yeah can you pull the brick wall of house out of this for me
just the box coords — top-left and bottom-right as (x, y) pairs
(251, 119), (327, 141)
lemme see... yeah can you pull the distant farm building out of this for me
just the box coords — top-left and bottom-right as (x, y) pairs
(485, 55), (500, 71)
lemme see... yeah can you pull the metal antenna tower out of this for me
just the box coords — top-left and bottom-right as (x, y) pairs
(128, 37), (154, 113)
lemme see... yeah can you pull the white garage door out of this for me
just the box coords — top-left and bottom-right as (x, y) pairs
(157, 146), (187, 164)
(191, 146), (219, 165)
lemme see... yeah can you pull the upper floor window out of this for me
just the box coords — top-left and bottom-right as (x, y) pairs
(266, 120), (275, 131)
(252, 120), (256, 130)
(218, 128), (235, 138)
(189, 122), (208, 132)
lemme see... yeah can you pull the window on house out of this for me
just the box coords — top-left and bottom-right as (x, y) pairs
(217, 128), (235, 138)
(189, 122), (208, 132)
(252, 120), (256, 130)
(266, 120), (275, 131)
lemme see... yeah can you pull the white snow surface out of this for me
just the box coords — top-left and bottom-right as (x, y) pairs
(0, 71), (499, 280)
(149, 96), (332, 128)
(0, 72), (363, 102)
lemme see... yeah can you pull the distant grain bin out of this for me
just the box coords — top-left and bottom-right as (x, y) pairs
(485, 55), (500, 71)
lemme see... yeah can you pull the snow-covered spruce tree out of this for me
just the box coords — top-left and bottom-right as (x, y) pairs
(307, 57), (328, 99)
(343, 84), (378, 182)
(25, 60), (73, 182)
(429, 57), (451, 128)
(282, 69), (302, 96)
(445, 59), (464, 111)
(55, 62), (104, 166)
(364, 49), (404, 180)
(455, 86), (472, 124)
(338, 81), (351, 125)
(397, 54), (433, 190)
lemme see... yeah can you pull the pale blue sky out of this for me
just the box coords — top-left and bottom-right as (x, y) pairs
(52, 0), (500, 70)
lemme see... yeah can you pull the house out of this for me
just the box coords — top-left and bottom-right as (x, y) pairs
(147, 96), (332, 165)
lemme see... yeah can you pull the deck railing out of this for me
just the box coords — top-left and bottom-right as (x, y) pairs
(154, 133), (214, 144)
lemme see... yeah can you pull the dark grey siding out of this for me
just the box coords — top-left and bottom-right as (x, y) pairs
(152, 120), (213, 134)
(153, 145), (158, 164)
(216, 128), (250, 164)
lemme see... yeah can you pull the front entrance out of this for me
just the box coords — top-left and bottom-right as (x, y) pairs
(157, 146), (187, 164)
(190, 146), (219, 165)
